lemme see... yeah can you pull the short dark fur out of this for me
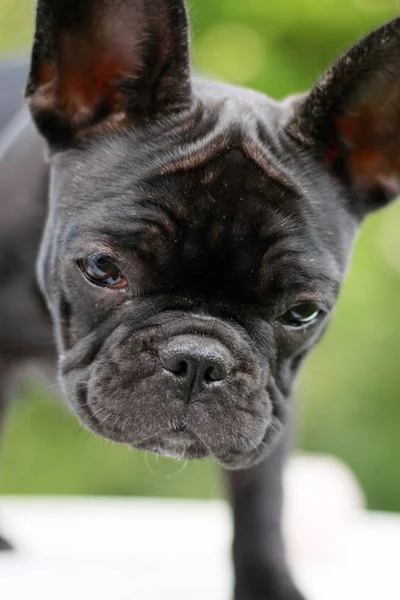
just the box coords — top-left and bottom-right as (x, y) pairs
(1, 2), (400, 598)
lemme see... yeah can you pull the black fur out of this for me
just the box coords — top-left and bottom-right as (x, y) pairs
(1, 3), (400, 599)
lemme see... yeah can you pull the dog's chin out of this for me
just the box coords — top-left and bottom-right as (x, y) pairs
(70, 388), (278, 470)
(77, 412), (277, 470)
(133, 431), (210, 461)
(77, 404), (273, 469)
(132, 429), (276, 471)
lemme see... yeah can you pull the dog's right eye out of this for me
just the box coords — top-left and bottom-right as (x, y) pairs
(279, 302), (321, 328)
(77, 255), (127, 289)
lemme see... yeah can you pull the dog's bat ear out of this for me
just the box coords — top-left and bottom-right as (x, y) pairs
(25, 0), (191, 147)
(286, 17), (400, 215)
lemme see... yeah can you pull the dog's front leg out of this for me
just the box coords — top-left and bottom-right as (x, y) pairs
(227, 434), (305, 600)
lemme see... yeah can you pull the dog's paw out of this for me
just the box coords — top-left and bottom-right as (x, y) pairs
(0, 535), (13, 551)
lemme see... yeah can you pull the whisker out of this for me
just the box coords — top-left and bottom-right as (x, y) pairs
(98, 411), (113, 426)
(90, 405), (109, 418)
(165, 459), (188, 479)
(144, 451), (158, 476)
(121, 416), (131, 436)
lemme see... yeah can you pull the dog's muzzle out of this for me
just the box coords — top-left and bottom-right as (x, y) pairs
(60, 315), (277, 469)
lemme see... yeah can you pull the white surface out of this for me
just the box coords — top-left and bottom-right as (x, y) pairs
(0, 496), (399, 600)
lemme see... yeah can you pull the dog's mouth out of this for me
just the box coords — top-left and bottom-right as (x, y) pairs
(76, 391), (274, 468)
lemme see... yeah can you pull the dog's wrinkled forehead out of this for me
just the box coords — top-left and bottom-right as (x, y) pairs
(51, 95), (346, 306)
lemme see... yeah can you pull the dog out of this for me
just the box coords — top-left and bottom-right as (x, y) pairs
(1, 1), (400, 598)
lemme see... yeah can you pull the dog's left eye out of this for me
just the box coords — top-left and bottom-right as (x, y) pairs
(280, 302), (321, 328)
(78, 255), (127, 289)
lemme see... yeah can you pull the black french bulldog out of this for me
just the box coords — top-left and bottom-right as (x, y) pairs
(1, 1), (400, 598)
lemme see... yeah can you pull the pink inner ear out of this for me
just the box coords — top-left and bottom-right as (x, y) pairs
(35, 14), (150, 129)
(329, 102), (400, 195)
(55, 31), (140, 125)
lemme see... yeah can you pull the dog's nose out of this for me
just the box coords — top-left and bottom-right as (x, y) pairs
(159, 335), (232, 396)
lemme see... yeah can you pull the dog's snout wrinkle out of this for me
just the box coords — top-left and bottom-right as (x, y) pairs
(159, 334), (232, 398)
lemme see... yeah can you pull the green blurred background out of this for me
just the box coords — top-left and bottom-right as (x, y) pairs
(0, 0), (400, 511)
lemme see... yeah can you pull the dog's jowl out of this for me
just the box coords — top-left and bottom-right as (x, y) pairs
(1, 1), (400, 598)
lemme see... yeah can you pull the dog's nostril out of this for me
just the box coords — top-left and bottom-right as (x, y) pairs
(204, 364), (225, 383)
(160, 354), (189, 376)
(173, 360), (188, 376)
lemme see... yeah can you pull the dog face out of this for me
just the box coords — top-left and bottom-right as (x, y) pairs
(26, 1), (400, 469)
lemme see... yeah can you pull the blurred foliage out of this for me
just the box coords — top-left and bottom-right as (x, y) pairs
(1, 0), (400, 511)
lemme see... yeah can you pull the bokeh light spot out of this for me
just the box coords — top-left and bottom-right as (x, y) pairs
(194, 23), (267, 85)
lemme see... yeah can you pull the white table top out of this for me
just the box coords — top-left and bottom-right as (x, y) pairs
(0, 496), (399, 600)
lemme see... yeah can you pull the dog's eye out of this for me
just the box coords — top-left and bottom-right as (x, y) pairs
(78, 255), (127, 289)
(280, 302), (321, 328)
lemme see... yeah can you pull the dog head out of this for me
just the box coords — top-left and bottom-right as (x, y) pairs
(26, 1), (400, 469)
